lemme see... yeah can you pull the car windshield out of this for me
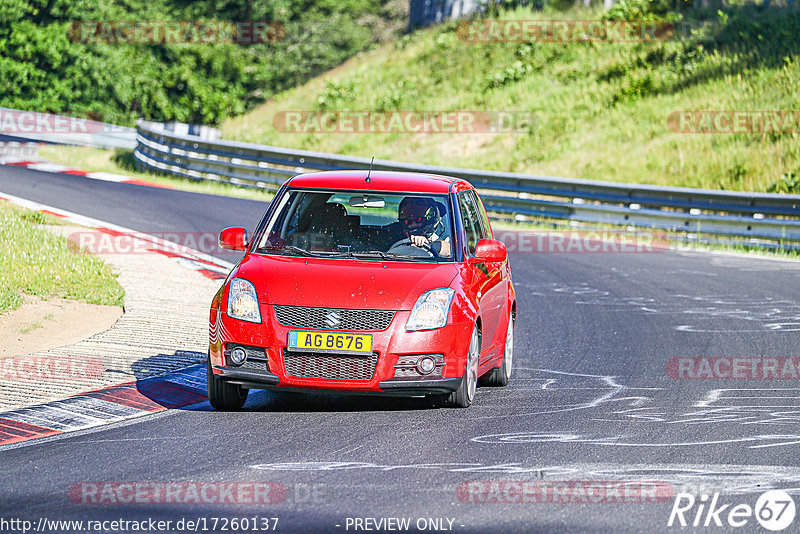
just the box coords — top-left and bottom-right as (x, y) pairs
(255, 189), (454, 262)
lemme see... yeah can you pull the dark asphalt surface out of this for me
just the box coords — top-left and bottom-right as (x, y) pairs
(2, 165), (800, 533)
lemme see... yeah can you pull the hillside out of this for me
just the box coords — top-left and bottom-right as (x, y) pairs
(221, 1), (800, 193)
(0, 0), (407, 126)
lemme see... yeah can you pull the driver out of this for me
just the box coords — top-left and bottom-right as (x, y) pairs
(397, 197), (451, 257)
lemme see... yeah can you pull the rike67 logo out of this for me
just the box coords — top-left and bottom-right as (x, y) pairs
(668, 490), (796, 531)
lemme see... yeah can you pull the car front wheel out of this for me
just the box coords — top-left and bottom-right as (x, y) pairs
(480, 309), (514, 387)
(443, 325), (481, 408)
(207, 358), (248, 410)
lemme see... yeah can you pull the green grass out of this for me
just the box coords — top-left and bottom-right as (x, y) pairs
(220, 3), (800, 193)
(0, 202), (125, 315)
(37, 145), (275, 202)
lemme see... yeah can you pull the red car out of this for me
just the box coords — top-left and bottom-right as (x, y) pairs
(208, 170), (516, 408)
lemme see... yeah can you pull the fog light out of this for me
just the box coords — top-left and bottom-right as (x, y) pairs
(416, 355), (436, 375)
(230, 347), (247, 366)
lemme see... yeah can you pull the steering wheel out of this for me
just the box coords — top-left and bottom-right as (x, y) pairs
(388, 237), (437, 258)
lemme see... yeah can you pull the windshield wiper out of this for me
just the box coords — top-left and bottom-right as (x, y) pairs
(260, 245), (326, 257)
(366, 250), (417, 261)
(321, 250), (397, 261)
(263, 247), (431, 262)
(351, 250), (432, 262)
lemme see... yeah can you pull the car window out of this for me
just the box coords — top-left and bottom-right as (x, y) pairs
(469, 190), (492, 239)
(256, 189), (454, 261)
(458, 191), (483, 256)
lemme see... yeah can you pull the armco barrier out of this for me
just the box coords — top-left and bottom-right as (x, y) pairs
(134, 119), (800, 242)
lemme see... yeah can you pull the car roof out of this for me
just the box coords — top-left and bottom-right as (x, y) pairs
(286, 170), (472, 194)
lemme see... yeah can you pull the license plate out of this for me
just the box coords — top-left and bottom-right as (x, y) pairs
(287, 331), (373, 354)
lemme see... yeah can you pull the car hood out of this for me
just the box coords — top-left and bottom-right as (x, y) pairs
(235, 254), (460, 311)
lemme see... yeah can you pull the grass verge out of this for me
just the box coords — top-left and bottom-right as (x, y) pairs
(0, 202), (125, 315)
(220, 3), (800, 193)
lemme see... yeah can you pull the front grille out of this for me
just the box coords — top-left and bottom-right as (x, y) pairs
(274, 305), (394, 331)
(283, 350), (378, 380)
(241, 359), (268, 372)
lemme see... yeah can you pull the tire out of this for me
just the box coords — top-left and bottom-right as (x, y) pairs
(443, 326), (481, 408)
(207, 358), (248, 410)
(480, 310), (514, 387)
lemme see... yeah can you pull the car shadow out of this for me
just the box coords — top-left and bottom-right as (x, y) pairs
(130, 352), (443, 412)
(129, 351), (208, 410)
(241, 389), (443, 413)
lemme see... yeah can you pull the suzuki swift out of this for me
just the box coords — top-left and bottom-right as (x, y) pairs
(208, 170), (516, 408)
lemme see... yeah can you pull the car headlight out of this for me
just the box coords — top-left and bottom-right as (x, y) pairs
(406, 288), (455, 331)
(227, 278), (261, 323)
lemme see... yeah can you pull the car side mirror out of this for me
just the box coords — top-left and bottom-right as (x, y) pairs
(219, 227), (248, 251)
(471, 239), (507, 263)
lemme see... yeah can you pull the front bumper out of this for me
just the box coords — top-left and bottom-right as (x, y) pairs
(377, 377), (461, 395)
(212, 364), (461, 396)
(209, 303), (471, 396)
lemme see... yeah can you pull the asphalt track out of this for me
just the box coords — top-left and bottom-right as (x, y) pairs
(2, 164), (800, 533)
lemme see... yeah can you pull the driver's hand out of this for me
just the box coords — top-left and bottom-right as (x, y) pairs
(410, 235), (429, 247)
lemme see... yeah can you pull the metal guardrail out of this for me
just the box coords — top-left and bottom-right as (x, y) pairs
(134, 119), (800, 242)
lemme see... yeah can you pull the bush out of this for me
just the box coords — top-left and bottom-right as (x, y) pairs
(767, 171), (800, 194)
(0, 0), (405, 126)
(604, 0), (675, 21)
